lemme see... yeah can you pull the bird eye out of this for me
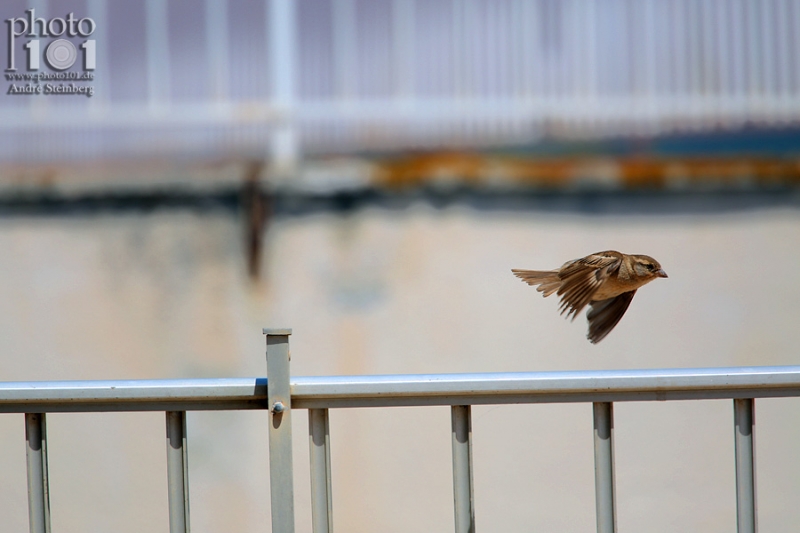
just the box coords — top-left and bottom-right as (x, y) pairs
(646, 264), (655, 271)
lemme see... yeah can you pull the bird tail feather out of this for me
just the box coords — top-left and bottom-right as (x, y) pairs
(511, 269), (561, 297)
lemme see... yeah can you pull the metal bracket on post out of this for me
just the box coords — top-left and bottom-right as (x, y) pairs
(264, 328), (295, 533)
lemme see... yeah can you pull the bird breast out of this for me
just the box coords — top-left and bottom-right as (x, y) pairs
(591, 274), (652, 301)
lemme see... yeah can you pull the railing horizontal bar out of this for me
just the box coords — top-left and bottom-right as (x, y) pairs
(0, 379), (268, 412)
(290, 366), (800, 407)
(0, 378), (266, 399)
(0, 400), (267, 414)
(291, 366), (800, 395)
(291, 388), (800, 409)
(2, 367), (800, 412)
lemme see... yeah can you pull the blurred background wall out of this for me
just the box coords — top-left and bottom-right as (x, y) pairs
(1, 1), (800, 532)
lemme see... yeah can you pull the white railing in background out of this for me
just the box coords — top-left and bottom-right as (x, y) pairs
(2, 328), (798, 533)
(1, 0), (799, 164)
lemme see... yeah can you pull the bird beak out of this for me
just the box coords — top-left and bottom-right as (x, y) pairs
(656, 269), (668, 278)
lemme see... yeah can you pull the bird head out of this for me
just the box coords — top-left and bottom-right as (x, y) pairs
(631, 255), (668, 279)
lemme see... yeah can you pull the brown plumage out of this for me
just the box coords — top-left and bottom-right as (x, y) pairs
(512, 251), (668, 343)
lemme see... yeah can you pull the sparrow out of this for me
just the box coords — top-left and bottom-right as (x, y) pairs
(512, 251), (667, 343)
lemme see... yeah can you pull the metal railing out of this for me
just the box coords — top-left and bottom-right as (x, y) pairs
(3, 328), (800, 533)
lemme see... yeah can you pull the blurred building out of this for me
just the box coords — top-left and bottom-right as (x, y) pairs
(1, 0), (799, 168)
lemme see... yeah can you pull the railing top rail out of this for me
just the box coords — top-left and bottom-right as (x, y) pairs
(291, 365), (800, 408)
(0, 378), (268, 413)
(2, 366), (800, 413)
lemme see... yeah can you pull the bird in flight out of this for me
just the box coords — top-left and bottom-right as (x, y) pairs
(512, 250), (667, 343)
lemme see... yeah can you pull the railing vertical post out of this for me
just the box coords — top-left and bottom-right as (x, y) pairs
(309, 409), (334, 533)
(593, 402), (616, 533)
(451, 405), (475, 533)
(265, 328), (295, 533)
(166, 411), (190, 533)
(734, 398), (757, 533)
(25, 412), (51, 533)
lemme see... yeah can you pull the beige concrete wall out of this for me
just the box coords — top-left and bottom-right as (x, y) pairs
(1, 203), (799, 532)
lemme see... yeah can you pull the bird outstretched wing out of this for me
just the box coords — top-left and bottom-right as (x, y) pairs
(556, 252), (623, 320)
(586, 291), (636, 344)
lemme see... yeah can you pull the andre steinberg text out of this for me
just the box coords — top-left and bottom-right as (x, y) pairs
(5, 9), (96, 98)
